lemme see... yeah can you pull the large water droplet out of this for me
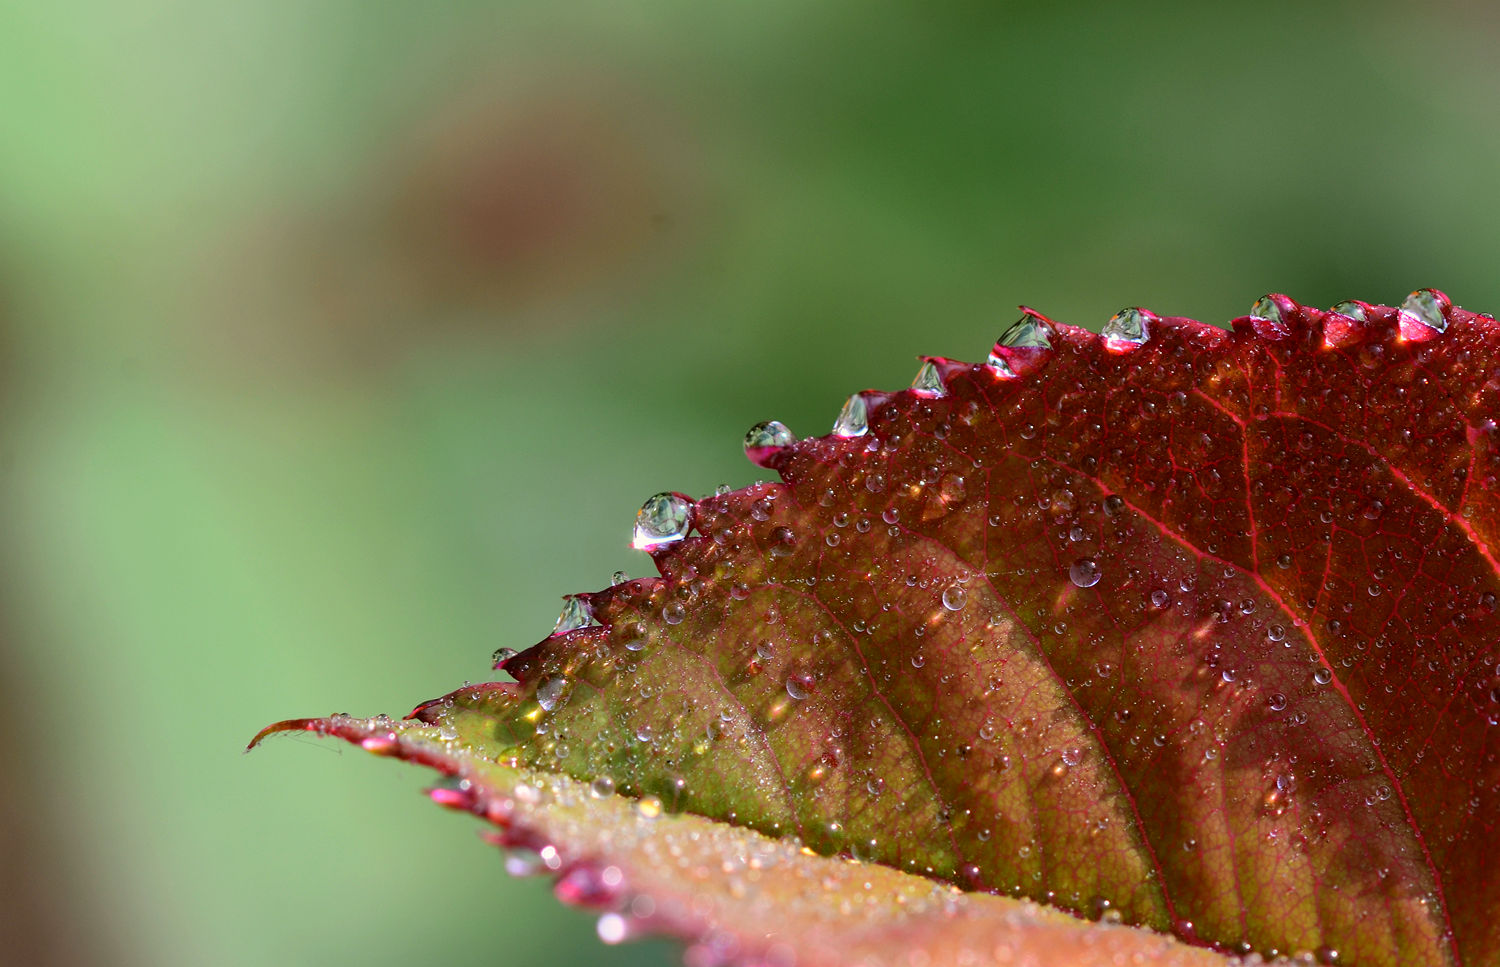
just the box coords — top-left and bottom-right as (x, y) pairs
(553, 597), (592, 634)
(941, 586), (968, 611)
(744, 420), (796, 467)
(1329, 301), (1367, 323)
(1401, 288), (1450, 334)
(996, 312), (1053, 350)
(832, 393), (869, 437)
(910, 360), (946, 397)
(1313, 666), (1333, 686)
(536, 675), (568, 712)
(492, 647), (517, 668)
(1250, 294), (1284, 324)
(1069, 557), (1102, 588)
(1102, 307), (1154, 351)
(988, 310), (1054, 378)
(632, 493), (692, 551)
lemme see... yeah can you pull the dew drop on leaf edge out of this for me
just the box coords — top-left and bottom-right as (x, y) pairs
(832, 393), (869, 437)
(1250, 294), (1283, 324)
(744, 420), (796, 467)
(553, 596), (591, 634)
(910, 360), (946, 397)
(1102, 307), (1153, 350)
(1402, 287), (1450, 333)
(632, 492), (693, 551)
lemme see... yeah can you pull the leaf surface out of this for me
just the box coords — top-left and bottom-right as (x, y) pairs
(258, 293), (1500, 966)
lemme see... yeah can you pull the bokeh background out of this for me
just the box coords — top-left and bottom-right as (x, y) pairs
(4, 2), (1500, 965)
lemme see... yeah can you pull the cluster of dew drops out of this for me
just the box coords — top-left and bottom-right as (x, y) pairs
(489, 290), (1476, 958)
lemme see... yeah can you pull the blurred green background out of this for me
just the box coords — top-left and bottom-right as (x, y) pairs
(3, 2), (1499, 965)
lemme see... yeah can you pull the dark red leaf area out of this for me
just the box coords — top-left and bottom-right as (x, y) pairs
(472, 300), (1500, 966)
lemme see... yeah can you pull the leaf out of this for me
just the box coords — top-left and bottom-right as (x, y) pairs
(256, 292), (1500, 966)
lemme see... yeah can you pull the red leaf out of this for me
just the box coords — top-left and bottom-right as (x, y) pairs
(259, 292), (1500, 966)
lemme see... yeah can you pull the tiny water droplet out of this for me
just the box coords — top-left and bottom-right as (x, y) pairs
(553, 597), (592, 634)
(492, 647), (517, 667)
(632, 493), (692, 551)
(1150, 589), (1170, 608)
(1069, 557), (1102, 589)
(1402, 288), (1450, 333)
(941, 586), (968, 611)
(744, 420), (796, 467)
(1102, 307), (1154, 350)
(610, 570), (628, 586)
(832, 394), (869, 437)
(911, 361), (946, 397)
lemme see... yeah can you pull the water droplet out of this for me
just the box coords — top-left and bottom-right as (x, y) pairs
(910, 361), (946, 397)
(1103, 494), (1126, 517)
(1267, 692), (1287, 711)
(941, 586), (968, 611)
(536, 676), (568, 712)
(1068, 557), (1102, 589)
(832, 394), (869, 437)
(1402, 288), (1450, 333)
(1250, 294), (1284, 324)
(996, 312), (1053, 349)
(635, 796), (662, 819)
(1329, 301), (1367, 323)
(786, 673), (812, 700)
(492, 647), (517, 667)
(744, 420), (796, 467)
(988, 311), (1054, 377)
(1313, 667), (1333, 685)
(591, 774), (616, 798)
(1150, 589), (1170, 608)
(662, 601), (686, 625)
(1102, 307), (1154, 350)
(553, 597), (592, 634)
(610, 570), (628, 586)
(1061, 747), (1082, 767)
(632, 493), (693, 551)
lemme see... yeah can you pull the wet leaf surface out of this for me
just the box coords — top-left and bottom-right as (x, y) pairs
(258, 292), (1500, 966)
